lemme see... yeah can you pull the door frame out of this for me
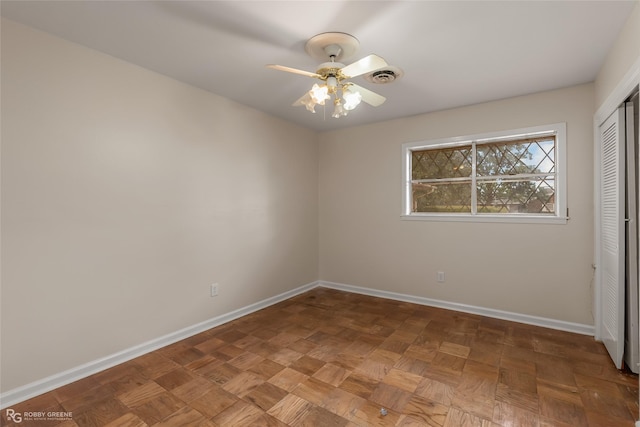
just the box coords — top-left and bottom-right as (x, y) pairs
(594, 58), (640, 344)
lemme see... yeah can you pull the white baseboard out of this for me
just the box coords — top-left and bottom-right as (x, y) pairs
(1, 279), (594, 409)
(318, 280), (595, 336)
(0, 281), (319, 409)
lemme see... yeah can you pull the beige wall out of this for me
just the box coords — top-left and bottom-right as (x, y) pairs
(0, 19), (319, 392)
(595, 1), (640, 108)
(3, 2), (634, 395)
(319, 84), (595, 325)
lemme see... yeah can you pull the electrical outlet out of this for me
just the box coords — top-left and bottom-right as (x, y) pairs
(210, 283), (219, 297)
(437, 271), (445, 283)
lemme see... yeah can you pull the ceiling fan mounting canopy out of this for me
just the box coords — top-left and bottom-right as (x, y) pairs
(304, 32), (360, 62)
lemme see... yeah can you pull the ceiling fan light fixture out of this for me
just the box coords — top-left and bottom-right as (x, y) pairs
(332, 98), (347, 119)
(272, 32), (390, 120)
(310, 83), (330, 105)
(299, 93), (317, 113)
(342, 87), (362, 111)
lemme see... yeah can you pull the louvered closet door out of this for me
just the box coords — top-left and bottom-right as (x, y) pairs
(599, 107), (626, 369)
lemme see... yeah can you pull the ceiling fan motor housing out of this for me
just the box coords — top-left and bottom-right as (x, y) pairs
(316, 62), (347, 82)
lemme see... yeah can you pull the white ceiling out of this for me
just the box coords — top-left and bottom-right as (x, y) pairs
(1, 1), (636, 132)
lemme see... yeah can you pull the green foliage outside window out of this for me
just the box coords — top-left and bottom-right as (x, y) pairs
(411, 137), (556, 214)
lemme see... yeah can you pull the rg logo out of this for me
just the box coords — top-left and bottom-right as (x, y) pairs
(5, 409), (22, 423)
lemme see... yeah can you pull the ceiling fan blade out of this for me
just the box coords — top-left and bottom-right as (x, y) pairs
(340, 54), (388, 78)
(349, 83), (386, 107)
(266, 64), (321, 79)
(292, 91), (311, 107)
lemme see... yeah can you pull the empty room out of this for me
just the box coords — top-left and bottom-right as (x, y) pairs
(1, 1), (640, 426)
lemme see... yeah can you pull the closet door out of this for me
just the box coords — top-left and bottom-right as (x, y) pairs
(599, 107), (626, 369)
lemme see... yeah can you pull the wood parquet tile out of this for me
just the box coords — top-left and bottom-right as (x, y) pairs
(2, 288), (638, 426)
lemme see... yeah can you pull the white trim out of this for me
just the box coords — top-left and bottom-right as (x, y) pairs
(0, 281), (319, 409)
(319, 280), (595, 336)
(401, 123), (567, 224)
(400, 213), (568, 225)
(595, 56), (640, 126)
(0, 278), (596, 409)
(593, 56), (640, 341)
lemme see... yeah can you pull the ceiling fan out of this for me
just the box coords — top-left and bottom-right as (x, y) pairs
(266, 32), (391, 118)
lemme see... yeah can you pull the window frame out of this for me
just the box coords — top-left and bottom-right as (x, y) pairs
(401, 123), (567, 224)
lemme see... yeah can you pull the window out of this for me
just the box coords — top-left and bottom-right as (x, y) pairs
(402, 123), (567, 223)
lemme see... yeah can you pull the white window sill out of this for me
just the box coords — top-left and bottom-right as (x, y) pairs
(400, 213), (568, 225)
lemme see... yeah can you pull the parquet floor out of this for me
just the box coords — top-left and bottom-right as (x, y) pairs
(2, 287), (638, 426)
